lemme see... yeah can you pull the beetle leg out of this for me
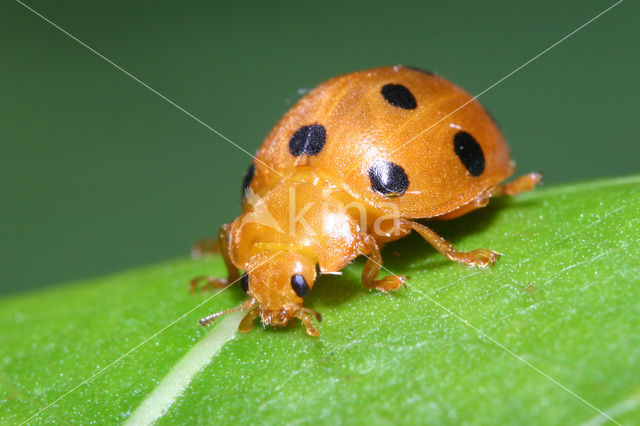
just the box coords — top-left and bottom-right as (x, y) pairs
(432, 191), (492, 220)
(360, 234), (406, 292)
(190, 223), (240, 293)
(294, 309), (322, 337)
(494, 172), (542, 196)
(399, 173), (540, 265)
(189, 275), (228, 293)
(400, 220), (498, 268)
(238, 307), (260, 332)
(191, 238), (220, 258)
(435, 172), (542, 221)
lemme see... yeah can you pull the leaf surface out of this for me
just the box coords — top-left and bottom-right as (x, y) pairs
(1, 176), (639, 425)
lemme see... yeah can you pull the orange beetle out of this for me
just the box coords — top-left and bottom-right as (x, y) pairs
(192, 66), (540, 336)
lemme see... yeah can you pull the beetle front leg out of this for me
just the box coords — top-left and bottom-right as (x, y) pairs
(399, 220), (498, 268)
(190, 223), (240, 292)
(360, 234), (406, 292)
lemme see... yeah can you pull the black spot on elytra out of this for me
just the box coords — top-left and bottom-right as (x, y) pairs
(368, 161), (409, 197)
(381, 84), (417, 109)
(241, 163), (255, 198)
(289, 124), (326, 157)
(453, 131), (485, 177)
(291, 274), (309, 297)
(240, 274), (249, 293)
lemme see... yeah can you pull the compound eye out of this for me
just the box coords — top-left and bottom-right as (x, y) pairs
(240, 274), (250, 294)
(291, 274), (309, 297)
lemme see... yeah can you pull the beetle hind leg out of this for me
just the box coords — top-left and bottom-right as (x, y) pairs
(495, 172), (542, 196)
(435, 172), (542, 221)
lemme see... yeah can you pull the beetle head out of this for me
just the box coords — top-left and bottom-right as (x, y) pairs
(246, 250), (320, 334)
(199, 250), (322, 336)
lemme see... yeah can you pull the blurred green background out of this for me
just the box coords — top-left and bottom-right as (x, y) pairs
(1, 0), (638, 295)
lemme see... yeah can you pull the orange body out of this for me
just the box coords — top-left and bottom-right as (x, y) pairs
(196, 66), (540, 336)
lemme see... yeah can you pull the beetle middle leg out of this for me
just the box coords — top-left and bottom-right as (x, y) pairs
(190, 223), (240, 293)
(399, 220), (498, 268)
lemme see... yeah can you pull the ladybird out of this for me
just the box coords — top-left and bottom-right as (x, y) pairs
(191, 66), (541, 337)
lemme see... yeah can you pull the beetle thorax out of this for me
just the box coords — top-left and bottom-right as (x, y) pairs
(229, 169), (366, 274)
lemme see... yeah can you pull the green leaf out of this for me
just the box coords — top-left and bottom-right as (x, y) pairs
(2, 176), (639, 425)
